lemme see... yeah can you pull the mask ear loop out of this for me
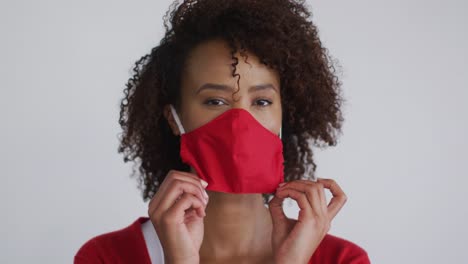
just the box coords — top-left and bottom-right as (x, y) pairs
(279, 126), (282, 139)
(169, 104), (185, 135)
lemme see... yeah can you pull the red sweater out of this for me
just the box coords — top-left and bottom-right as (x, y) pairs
(75, 217), (370, 263)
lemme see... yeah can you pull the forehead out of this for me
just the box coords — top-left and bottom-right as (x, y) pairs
(182, 39), (279, 88)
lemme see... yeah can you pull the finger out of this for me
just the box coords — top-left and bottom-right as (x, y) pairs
(294, 180), (329, 217)
(295, 179), (319, 185)
(313, 182), (328, 217)
(148, 183), (208, 218)
(166, 192), (206, 220)
(317, 183), (328, 216)
(274, 188), (312, 219)
(150, 170), (208, 210)
(171, 170), (208, 187)
(276, 181), (321, 211)
(150, 179), (208, 217)
(278, 179), (315, 189)
(161, 170), (208, 193)
(316, 178), (347, 219)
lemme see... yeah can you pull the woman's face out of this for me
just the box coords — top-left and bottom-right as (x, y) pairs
(165, 38), (282, 136)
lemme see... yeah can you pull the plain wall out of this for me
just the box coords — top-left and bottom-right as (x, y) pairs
(1, 0), (467, 263)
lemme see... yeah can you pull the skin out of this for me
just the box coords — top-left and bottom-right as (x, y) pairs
(148, 39), (347, 264)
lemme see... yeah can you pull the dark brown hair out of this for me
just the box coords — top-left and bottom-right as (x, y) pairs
(118, 0), (344, 203)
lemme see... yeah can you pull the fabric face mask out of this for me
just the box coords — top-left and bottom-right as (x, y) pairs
(170, 104), (284, 194)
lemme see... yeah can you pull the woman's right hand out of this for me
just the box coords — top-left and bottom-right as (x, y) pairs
(148, 170), (209, 264)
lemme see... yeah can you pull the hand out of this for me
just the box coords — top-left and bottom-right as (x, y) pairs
(148, 170), (209, 264)
(268, 178), (347, 264)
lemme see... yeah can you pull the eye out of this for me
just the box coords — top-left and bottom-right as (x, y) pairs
(255, 99), (272, 107)
(203, 98), (227, 106)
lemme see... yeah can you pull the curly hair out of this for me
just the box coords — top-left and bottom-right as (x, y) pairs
(118, 0), (344, 203)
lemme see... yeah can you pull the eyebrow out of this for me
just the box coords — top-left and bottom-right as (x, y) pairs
(196, 83), (278, 94)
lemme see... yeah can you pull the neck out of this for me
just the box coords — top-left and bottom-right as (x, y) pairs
(187, 167), (273, 259)
(200, 191), (273, 259)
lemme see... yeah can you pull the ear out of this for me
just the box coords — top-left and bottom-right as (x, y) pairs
(163, 104), (181, 136)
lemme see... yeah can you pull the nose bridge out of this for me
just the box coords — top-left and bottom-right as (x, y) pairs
(230, 92), (250, 113)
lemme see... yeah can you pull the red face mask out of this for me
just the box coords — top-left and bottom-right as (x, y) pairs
(170, 105), (284, 194)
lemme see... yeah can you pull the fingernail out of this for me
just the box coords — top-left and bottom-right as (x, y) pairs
(200, 179), (208, 188)
(203, 189), (209, 199)
(278, 182), (287, 187)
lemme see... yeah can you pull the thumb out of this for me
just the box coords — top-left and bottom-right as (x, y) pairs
(268, 193), (288, 228)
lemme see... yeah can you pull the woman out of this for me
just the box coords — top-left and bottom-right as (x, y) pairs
(75, 0), (370, 263)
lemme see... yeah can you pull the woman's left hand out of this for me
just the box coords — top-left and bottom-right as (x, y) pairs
(268, 178), (347, 264)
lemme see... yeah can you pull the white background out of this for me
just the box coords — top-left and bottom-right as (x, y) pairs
(1, 0), (467, 263)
